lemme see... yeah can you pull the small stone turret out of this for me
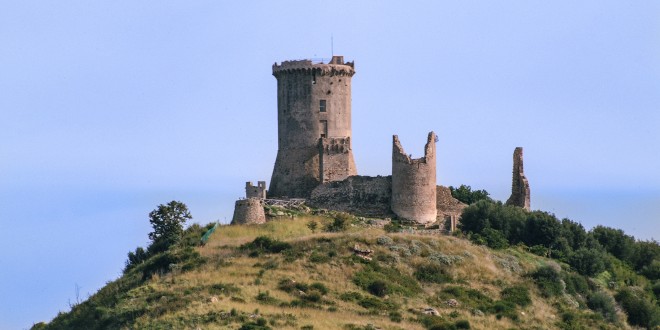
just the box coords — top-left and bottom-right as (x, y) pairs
(505, 147), (530, 210)
(245, 181), (267, 199)
(391, 132), (437, 224)
(231, 198), (266, 225)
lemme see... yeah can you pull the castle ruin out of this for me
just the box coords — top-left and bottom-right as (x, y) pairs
(269, 56), (357, 198)
(391, 132), (438, 224)
(230, 55), (529, 227)
(505, 147), (531, 210)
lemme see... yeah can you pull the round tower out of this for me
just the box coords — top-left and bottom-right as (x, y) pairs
(269, 56), (357, 198)
(391, 132), (438, 224)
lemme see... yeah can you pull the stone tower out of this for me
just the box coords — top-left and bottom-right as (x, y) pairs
(269, 56), (357, 198)
(505, 147), (531, 210)
(391, 132), (438, 224)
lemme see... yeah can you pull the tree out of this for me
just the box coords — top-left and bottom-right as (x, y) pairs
(449, 185), (492, 205)
(148, 201), (192, 253)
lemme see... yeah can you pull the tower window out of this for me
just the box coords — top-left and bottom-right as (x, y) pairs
(320, 120), (328, 138)
(319, 100), (327, 112)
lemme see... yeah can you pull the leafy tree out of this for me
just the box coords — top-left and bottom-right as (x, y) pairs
(569, 248), (607, 276)
(148, 201), (192, 253)
(523, 211), (562, 248)
(449, 185), (492, 205)
(590, 226), (637, 264)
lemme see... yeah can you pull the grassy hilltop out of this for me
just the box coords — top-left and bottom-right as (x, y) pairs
(33, 201), (660, 330)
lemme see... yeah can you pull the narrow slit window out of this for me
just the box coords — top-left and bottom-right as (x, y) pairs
(319, 99), (326, 112)
(320, 120), (328, 138)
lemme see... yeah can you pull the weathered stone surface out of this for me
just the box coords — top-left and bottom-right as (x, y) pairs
(245, 181), (267, 199)
(269, 56), (357, 198)
(308, 175), (393, 218)
(391, 132), (437, 224)
(505, 147), (530, 210)
(436, 185), (467, 231)
(231, 198), (266, 225)
(319, 137), (356, 183)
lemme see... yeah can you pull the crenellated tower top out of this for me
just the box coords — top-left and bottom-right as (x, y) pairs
(272, 56), (355, 78)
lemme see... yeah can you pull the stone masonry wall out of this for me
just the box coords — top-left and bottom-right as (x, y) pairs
(308, 175), (393, 218)
(319, 137), (356, 184)
(505, 147), (531, 210)
(231, 198), (266, 225)
(391, 132), (438, 224)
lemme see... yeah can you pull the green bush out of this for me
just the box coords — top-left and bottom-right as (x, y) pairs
(389, 311), (403, 322)
(414, 263), (452, 284)
(449, 185), (492, 205)
(568, 248), (607, 276)
(587, 291), (618, 323)
(615, 287), (660, 328)
(353, 262), (421, 297)
(324, 213), (351, 232)
(240, 236), (291, 256)
(562, 271), (590, 295)
(530, 265), (564, 297)
(500, 286), (531, 307)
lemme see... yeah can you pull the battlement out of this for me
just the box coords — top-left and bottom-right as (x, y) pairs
(245, 181), (267, 199)
(319, 137), (352, 155)
(273, 56), (355, 78)
(392, 132), (436, 165)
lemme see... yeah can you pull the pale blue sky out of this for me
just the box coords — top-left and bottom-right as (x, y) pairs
(1, 1), (659, 328)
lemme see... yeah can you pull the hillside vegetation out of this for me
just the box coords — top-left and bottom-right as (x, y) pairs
(33, 198), (660, 330)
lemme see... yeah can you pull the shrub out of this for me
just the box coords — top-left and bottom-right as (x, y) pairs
(353, 262), (421, 297)
(389, 311), (403, 322)
(562, 271), (590, 295)
(414, 263), (452, 284)
(324, 213), (351, 232)
(500, 286), (531, 307)
(473, 228), (508, 249)
(384, 222), (402, 233)
(240, 236), (291, 256)
(530, 265), (564, 297)
(568, 248), (606, 276)
(615, 287), (660, 328)
(587, 291), (618, 322)
(455, 320), (471, 329)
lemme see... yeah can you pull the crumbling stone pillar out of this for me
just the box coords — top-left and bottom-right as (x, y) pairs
(505, 147), (530, 210)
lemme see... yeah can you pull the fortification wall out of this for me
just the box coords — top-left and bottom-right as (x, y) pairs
(269, 56), (357, 198)
(308, 175), (393, 218)
(436, 185), (467, 231)
(319, 137), (356, 183)
(231, 198), (266, 225)
(505, 147), (531, 210)
(391, 132), (437, 224)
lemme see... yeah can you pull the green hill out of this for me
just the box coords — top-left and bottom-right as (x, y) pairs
(32, 205), (660, 330)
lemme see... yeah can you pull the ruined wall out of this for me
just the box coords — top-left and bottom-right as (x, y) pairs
(319, 137), (356, 183)
(231, 198), (266, 225)
(269, 56), (357, 198)
(505, 147), (531, 210)
(309, 175), (393, 218)
(436, 185), (467, 231)
(245, 181), (267, 199)
(391, 132), (437, 224)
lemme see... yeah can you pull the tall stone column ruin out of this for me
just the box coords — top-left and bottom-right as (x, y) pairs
(505, 147), (531, 210)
